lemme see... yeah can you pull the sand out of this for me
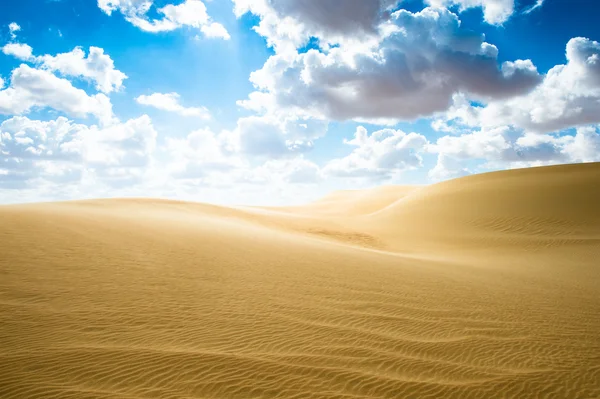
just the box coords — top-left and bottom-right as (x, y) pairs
(1, 163), (599, 398)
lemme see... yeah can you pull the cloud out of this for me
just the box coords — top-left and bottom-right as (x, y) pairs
(163, 126), (321, 188)
(428, 125), (600, 180)
(0, 64), (114, 124)
(562, 126), (600, 163)
(85, 115), (157, 171)
(8, 22), (21, 40)
(324, 126), (428, 179)
(2, 44), (127, 93)
(0, 116), (85, 187)
(250, 157), (321, 184)
(225, 115), (327, 158)
(449, 38), (600, 134)
(425, 0), (514, 24)
(523, 0), (545, 14)
(233, 0), (399, 51)
(240, 8), (540, 123)
(0, 112), (324, 201)
(2, 43), (34, 61)
(37, 47), (128, 93)
(98, 0), (230, 39)
(424, 36), (600, 180)
(0, 115), (157, 189)
(165, 128), (243, 180)
(162, 115), (326, 185)
(136, 92), (210, 118)
(154, 113), (326, 187)
(200, 22), (231, 40)
(232, 116), (289, 157)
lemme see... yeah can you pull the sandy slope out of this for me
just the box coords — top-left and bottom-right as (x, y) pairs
(266, 185), (421, 216)
(1, 164), (599, 398)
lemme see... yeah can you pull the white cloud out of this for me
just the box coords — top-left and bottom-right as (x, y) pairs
(430, 93), (487, 133)
(98, 0), (230, 39)
(250, 157), (321, 184)
(231, 116), (289, 157)
(165, 128), (243, 180)
(161, 126), (321, 194)
(8, 22), (21, 40)
(2, 44), (127, 93)
(201, 22), (231, 40)
(324, 126), (428, 179)
(240, 8), (540, 123)
(0, 115), (157, 189)
(0, 116), (84, 188)
(425, 0), (514, 24)
(233, 0), (398, 51)
(225, 115), (327, 158)
(161, 116), (325, 186)
(0, 64), (114, 124)
(457, 37), (600, 133)
(85, 115), (157, 173)
(429, 125), (600, 180)
(562, 126), (600, 163)
(37, 47), (127, 93)
(424, 37), (600, 180)
(523, 0), (545, 14)
(136, 92), (210, 118)
(2, 43), (34, 61)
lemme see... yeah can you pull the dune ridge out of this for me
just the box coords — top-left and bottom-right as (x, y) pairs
(1, 163), (599, 398)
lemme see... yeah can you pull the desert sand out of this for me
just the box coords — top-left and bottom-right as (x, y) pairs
(1, 163), (599, 398)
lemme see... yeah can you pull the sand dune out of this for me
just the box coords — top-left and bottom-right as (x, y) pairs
(1, 163), (599, 398)
(268, 185), (421, 216)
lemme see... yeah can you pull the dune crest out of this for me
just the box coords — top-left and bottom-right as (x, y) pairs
(1, 163), (599, 398)
(270, 185), (421, 216)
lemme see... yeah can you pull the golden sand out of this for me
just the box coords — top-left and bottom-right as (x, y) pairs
(1, 163), (599, 398)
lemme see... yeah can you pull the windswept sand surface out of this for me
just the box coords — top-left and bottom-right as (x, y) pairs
(1, 163), (600, 398)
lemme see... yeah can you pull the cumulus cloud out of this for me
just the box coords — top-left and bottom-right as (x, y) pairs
(8, 22), (21, 39)
(0, 116), (84, 187)
(37, 47), (128, 93)
(477, 38), (600, 133)
(428, 36), (600, 180)
(98, 0), (230, 39)
(0, 64), (114, 124)
(240, 8), (540, 123)
(159, 114), (327, 187)
(200, 23), (231, 40)
(83, 116), (158, 189)
(425, 0), (514, 24)
(429, 125), (600, 180)
(324, 126), (428, 179)
(562, 126), (600, 163)
(233, 0), (399, 51)
(133, 112), (327, 191)
(439, 38), (600, 134)
(231, 116), (290, 157)
(2, 43), (34, 61)
(214, 115), (327, 159)
(165, 128), (241, 180)
(136, 92), (210, 118)
(162, 125), (322, 190)
(2, 44), (127, 94)
(249, 157), (321, 184)
(0, 115), (157, 189)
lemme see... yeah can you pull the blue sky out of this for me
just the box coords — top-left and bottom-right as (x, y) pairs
(0, 0), (599, 205)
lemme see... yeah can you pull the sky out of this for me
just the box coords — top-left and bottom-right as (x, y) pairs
(0, 0), (599, 205)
